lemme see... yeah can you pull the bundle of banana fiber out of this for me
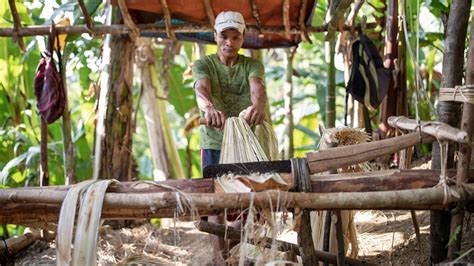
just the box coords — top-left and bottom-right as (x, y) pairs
(56, 180), (116, 265)
(217, 116), (287, 192)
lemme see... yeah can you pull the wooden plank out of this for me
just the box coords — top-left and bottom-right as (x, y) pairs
(306, 133), (434, 174)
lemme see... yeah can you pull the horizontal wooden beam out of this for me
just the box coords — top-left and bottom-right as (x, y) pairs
(306, 132), (435, 174)
(5, 168), (471, 196)
(388, 116), (470, 143)
(0, 22), (378, 38)
(0, 185), (468, 221)
(311, 169), (472, 193)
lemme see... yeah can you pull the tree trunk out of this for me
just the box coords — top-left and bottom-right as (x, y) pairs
(431, 0), (471, 263)
(447, 14), (474, 259)
(93, 7), (135, 182)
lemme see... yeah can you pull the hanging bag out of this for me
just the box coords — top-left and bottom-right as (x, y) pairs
(346, 33), (392, 110)
(33, 24), (65, 124)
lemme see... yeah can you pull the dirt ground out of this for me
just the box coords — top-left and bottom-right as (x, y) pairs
(12, 210), (474, 265)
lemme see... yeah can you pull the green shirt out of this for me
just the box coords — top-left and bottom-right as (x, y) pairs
(192, 53), (265, 150)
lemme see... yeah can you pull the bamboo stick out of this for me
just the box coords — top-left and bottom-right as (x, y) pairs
(249, 0), (262, 33)
(388, 116), (470, 143)
(40, 117), (49, 187)
(282, 0), (291, 39)
(203, 0), (215, 26)
(0, 23), (379, 38)
(298, 0), (312, 43)
(448, 15), (474, 259)
(7, 0), (25, 51)
(78, 0), (95, 34)
(159, 0), (177, 41)
(117, 0), (140, 41)
(306, 132), (434, 174)
(59, 48), (76, 185)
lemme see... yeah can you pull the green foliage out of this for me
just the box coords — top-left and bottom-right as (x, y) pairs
(446, 225), (461, 247)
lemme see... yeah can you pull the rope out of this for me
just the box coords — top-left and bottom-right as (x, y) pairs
(436, 139), (452, 205)
(141, 181), (199, 220)
(291, 158), (311, 193)
(439, 85), (474, 103)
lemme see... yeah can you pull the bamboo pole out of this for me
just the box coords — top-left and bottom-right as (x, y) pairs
(388, 116), (470, 143)
(306, 132), (434, 173)
(0, 23), (379, 37)
(1, 186), (468, 225)
(4, 168), (472, 195)
(430, 0), (471, 262)
(1, 186), (469, 213)
(447, 14), (474, 259)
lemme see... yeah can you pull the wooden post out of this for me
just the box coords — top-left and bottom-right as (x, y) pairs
(431, 0), (471, 263)
(447, 14), (474, 259)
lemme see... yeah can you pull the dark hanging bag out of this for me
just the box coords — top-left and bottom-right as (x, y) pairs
(33, 24), (65, 124)
(346, 34), (392, 110)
